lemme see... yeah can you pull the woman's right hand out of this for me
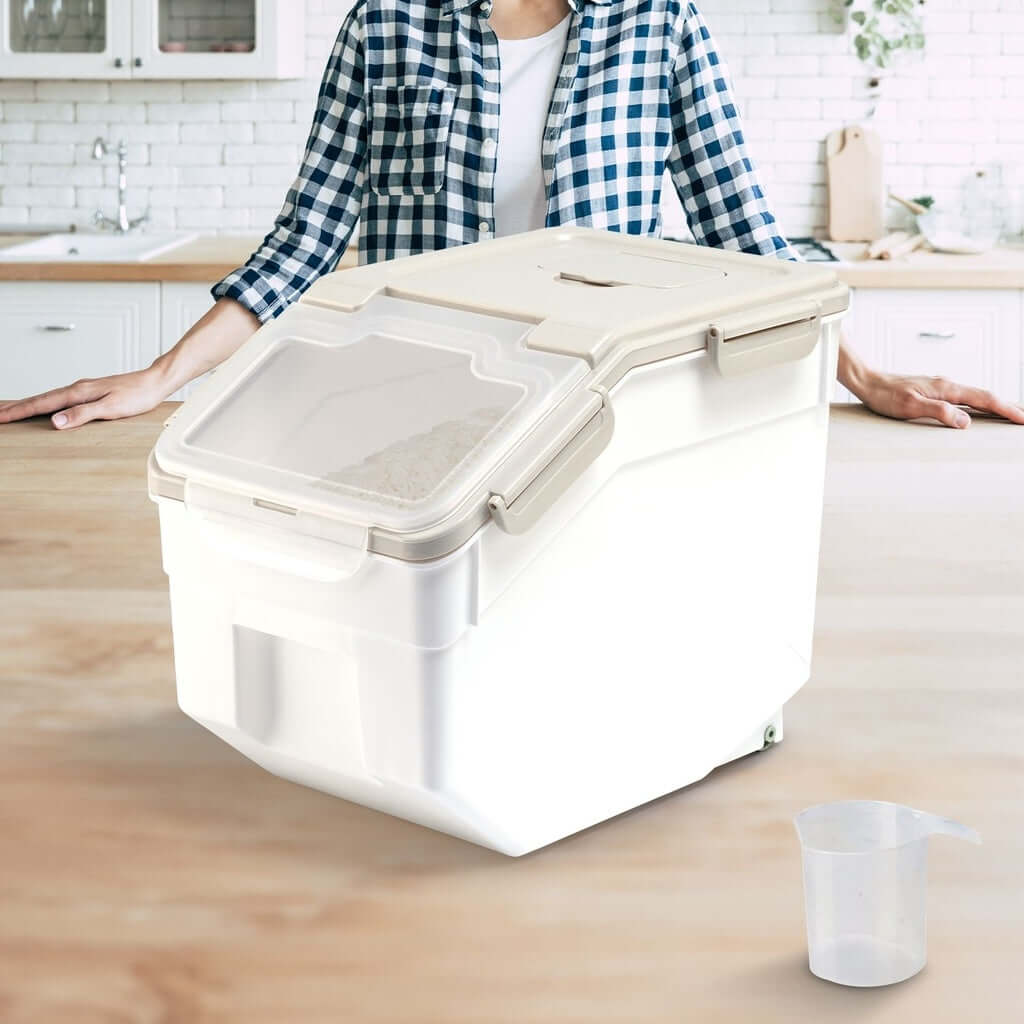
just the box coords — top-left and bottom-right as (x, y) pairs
(0, 366), (176, 430)
(0, 297), (262, 431)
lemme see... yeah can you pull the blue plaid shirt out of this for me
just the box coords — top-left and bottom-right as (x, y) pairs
(213, 0), (797, 322)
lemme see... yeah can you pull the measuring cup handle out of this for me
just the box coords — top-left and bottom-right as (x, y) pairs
(921, 812), (982, 845)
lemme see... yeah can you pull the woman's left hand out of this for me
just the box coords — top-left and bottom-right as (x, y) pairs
(856, 370), (1024, 429)
(838, 338), (1024, 428)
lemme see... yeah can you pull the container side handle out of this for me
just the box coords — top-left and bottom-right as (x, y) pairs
(708, 300), (822, 377)
(489, 388), (614, 535)
(148, 449), (186, 503)
(190, 509), (369, 583)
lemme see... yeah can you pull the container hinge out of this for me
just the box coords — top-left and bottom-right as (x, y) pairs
(488, 387), (614, 535)
(708, 300), (822, 377)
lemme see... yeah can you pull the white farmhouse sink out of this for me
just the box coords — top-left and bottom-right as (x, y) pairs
(0, 232), (197, 262)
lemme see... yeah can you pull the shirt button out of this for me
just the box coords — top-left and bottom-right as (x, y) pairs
(481, 136), (496, 157)
(480, 0), (492, 12)
(479, 221), (491, 234)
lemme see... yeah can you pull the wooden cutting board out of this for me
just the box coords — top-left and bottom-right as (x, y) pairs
(826, 124), (885, 242)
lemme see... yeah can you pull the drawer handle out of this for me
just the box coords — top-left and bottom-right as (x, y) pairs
(38, 324), (77, 332)
(919, 330), (956, 340)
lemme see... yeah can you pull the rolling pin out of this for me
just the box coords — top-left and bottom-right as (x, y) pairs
(866, 231), (926, 260)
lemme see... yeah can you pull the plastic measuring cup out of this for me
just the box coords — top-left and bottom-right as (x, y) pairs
(794, 801), (981, 987)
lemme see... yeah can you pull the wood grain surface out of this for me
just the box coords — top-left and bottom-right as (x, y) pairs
(0, 235), (359, 283)
(828, 242), (1024, 290)
(2, 230), (1024, 288)
(0, 405), (1021, 1023)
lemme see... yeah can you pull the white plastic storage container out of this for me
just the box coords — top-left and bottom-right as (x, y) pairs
(149, 226), (849, 856)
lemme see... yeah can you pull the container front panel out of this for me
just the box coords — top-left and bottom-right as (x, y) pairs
(433, 343), (835, 851)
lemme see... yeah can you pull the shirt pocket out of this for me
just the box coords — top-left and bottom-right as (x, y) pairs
(368, 83), (456, 197)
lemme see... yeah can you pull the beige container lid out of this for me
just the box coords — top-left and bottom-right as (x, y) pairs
(302, 226), (849, 381)
(151, 227), (849, 564)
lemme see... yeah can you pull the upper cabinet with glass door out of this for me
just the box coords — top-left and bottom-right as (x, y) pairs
(135, 0), (305, 79)
(1, 0), (132, 77)
(0, 0), (305, 78)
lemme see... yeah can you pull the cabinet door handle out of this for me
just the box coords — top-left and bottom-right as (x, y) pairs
(135, 57), (143, 67)
(38, 324), (76, 332)
(919, 330), (956, 340)
(114, 57), (124, 68)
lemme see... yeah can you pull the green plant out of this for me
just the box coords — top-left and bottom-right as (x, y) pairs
(834, 0), (927, 68)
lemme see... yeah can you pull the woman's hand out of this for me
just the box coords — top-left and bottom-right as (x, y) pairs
(856, 370), (1024, 429)
(0, 297), (261, 431)
(0, 366), (175, 430)
(838, 339), (1024, 428)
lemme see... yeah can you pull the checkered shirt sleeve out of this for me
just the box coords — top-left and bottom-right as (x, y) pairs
(667, 3), (798, 260)
(210, 8), (367, 321)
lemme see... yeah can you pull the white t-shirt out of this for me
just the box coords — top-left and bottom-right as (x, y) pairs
(492, 13), (572, 238)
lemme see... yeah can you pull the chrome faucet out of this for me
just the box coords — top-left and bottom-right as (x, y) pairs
(91, 137), (149, 233)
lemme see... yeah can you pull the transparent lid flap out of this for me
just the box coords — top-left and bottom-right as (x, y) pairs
(191, 334), (521, 504)
(154, 297), (589, 536)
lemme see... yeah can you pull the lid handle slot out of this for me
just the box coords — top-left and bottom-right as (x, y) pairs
(555, 271), (625, 288)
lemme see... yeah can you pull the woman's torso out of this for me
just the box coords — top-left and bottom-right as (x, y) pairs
(358, 0), (680, 263)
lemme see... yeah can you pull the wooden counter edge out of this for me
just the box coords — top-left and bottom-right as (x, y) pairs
(0, 261), (245, 283)
(0, 254), (361, 284)
(1, 232), (1021, 288)
(833, 266), (1024, 290)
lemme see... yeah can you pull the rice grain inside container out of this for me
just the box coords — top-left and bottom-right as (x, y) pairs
(148, 226), (849, 856)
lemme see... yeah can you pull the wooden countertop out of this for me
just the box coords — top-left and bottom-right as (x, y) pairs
(0, 234), (358, 283)
(830, 241), (1024, 289)
(0, 405), (1022, 1022)
(2, 231), (1022, 287)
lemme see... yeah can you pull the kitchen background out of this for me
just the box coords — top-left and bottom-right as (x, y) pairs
(5, 6), (1024, 1019)
(1, 0), (1022, 240)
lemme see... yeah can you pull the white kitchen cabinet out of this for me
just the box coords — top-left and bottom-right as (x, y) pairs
(160, 282), (215, 400)
(132, 0), (305, 80)
(0, 282), (160, 400)
(0, 0), (131, 78)
(834, 288), (1024, 404)
(4, 279), (1021, 412)
(0, 0), (304, 80)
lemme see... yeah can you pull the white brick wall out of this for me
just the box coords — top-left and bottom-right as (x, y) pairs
(702, 0), (1024, 239)
(1, 0), (1022, 240)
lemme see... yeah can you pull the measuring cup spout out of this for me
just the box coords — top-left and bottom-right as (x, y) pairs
(918, 811), (982, 845)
